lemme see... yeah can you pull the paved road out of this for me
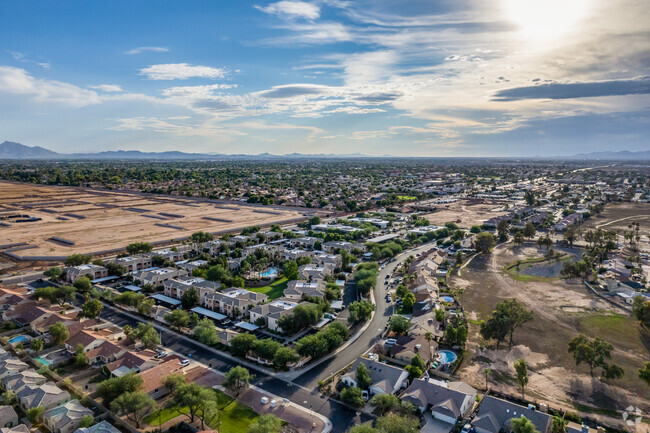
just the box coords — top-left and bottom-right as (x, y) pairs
(0, 271), (45, 285)
(100, 305), (370, 433)
(292, 242), (437, 388)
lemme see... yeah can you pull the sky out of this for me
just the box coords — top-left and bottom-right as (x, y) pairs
(0, 0), (648, 157)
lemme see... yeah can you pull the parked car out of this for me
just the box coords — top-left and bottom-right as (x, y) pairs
(180, 359), (190, 367)
(261, 397), (269, 404)
(385, 338), (397, 346)
(270, 399), (277, 408)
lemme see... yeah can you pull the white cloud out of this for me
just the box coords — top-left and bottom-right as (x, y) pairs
(89, 84), (123, 92)
(139, 63), (227, 80)
(0, 66), (99, 107)
(7, 51), (51, 69)
(125, 46), (169, 55)
(255, 1), (320, 20)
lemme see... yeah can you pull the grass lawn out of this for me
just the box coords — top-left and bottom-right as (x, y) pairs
(578, 313), (646, 352)
(248, 277), (288, 300)
(397, 195), (417, 200)
(144, 390), (258, 433)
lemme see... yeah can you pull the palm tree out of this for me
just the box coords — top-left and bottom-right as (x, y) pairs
(424, 332), (434, 363)
(483, 368), (492, 391)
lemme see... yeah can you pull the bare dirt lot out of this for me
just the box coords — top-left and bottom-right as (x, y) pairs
(453, 243), (650, 428)
(584, 202), (650, 233)
(0, 182), (310, 258)
(421, 198), (508, 228)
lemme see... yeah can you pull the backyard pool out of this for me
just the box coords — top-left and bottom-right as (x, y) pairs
(35, 356), (51, 366)
(441, 296), (455, 303)
(438, 350), (458, 365)
(259, 267), (278, 278)
(8, 335), (30, 344)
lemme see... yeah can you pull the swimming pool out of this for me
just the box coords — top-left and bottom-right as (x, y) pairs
(259, 267), (278, 278)
(35, 356), (52, 366)
(441, 296), (454, 303)
(8, 335), (30, 344)
(438, 350), (458, 365)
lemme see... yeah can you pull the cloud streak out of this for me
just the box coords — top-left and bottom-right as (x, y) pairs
(139, 63), (227, 80)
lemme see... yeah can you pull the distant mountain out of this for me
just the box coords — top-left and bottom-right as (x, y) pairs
(1, 140), (648, 161)
(569, 150), (650, 160)
(0, 141), (61, 159)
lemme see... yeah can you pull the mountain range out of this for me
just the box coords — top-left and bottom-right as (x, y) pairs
(1, 140), (649, 161)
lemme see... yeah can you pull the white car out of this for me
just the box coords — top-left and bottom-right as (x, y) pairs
(260, 396), (269, 404)
(270, 399), (277, 408)
(180, 359), (190, 367)
(385, 338), (397, 346)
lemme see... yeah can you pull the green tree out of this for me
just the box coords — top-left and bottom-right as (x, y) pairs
(97, 373), (144, 405)
(75, 343), (88, 366)
(511, 416), (539, 433)
(523, 222), (536, 239)
(44, 267), (62, 280)
(497, 220), (510, 241)
(603, 364), (625, 380)
(273, 347), (299, 369)
(49, 322), (70, 346)
(27, 406), (44, 424)
(480, 299), (533, 349)
(168, 382), (216, 428)
(389, 315), (410, 335)
(348, 300), (375, 324)
(349, 426), (378, 433)
(190, 231), (213, 252)
(131, 322), (160, 348)
(30, 338), (43, 352)
(137, 298), (155, 316)
(126, 242), (153, 255)
(567, 334), (613, 377)
(402, 292), (415, 312)
(1, 390), (16, 405)
(230, 333), (259, 357)
(632, 295), (650, 327)
(81, 298), (103, 319)
(410, 354), (426, 371)
(224, 366), (252, 396)
(370, 394), (401, 416)
(514, 358), (528, 398)
(356, 363), (372, 389)
(475, 232), (496, 254)
(73, 276), (92, 293)
(295, 334), (328, 358)
(340, 386), (365, 408)
(165, 309), (190, 331)
(79, 415), (95, 428)
(563, 224), (579, 246)
(248, 414), (283, 433)
(111, 391), (156, 428)
(65, 254), (91, 266)
(552, 416), (568, 433)
(181, 287), (200, 309)
(283, 261), (299, 280)
(375, 414), (419, 433)
(193, 318), (219, 346)
(405, 365), (422, 380)
(255, 339), (282, 361)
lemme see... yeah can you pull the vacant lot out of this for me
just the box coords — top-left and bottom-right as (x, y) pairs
(453, 243), (650, 425)
(0, 182), (310, 258)
(421, 198), (508, 228)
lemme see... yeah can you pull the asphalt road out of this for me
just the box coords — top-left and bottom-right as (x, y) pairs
(100, 304), (371, 433)
(292, 242), (437, 388)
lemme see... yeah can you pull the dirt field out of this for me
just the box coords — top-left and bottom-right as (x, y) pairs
(421, 198), (508, 228)
(0, 181), (310, 258)
(584, 202), (650, 232)
(453, 243), (650, 427)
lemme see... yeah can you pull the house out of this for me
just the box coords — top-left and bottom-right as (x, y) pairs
(0, 348), (10, 362)
(203, 288), (268, 318)
(18, 381), (70, 411)
(111, 255), (152, 273)
(299, 264), (333, 280)
(138, 358), (184, 399)
(74, 420), (121, 433)
(402, 378), (476, 424)
(322, 241), (363, 254)
(150, 249), (185, 262)
(249, 298), (302, 331)
(472, 396), (552, 433)
(0, 359), (29, 379)
(43, 400), (93, 433)
(163, 277), (221, 305)
(151, 305), (172, 323)
(65, 264), (108, 283)
(64, 330), (105, 354)
(313, 253), (342, 269)
(340, 357), (409, 397)
(281, 249), (313, 262)
(104, 351), (156, 378)
(389, 334), (438, 366)
(284, 280), (326, 301)
(0, 406), (18, 429)
(133, 267), (187, 287)
(553, 213), (583, 232)
(84, 340), (128, 365)
(290, 237), (319, 250)
(175, 259), (208, 273)
(2, 369), (46, 392)
(217, 329), (240, 346)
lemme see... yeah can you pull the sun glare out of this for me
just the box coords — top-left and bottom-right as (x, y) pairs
(503, 0), (589, 43)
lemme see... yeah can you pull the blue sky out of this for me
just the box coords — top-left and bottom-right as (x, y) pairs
(0, 0), (648, 156)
